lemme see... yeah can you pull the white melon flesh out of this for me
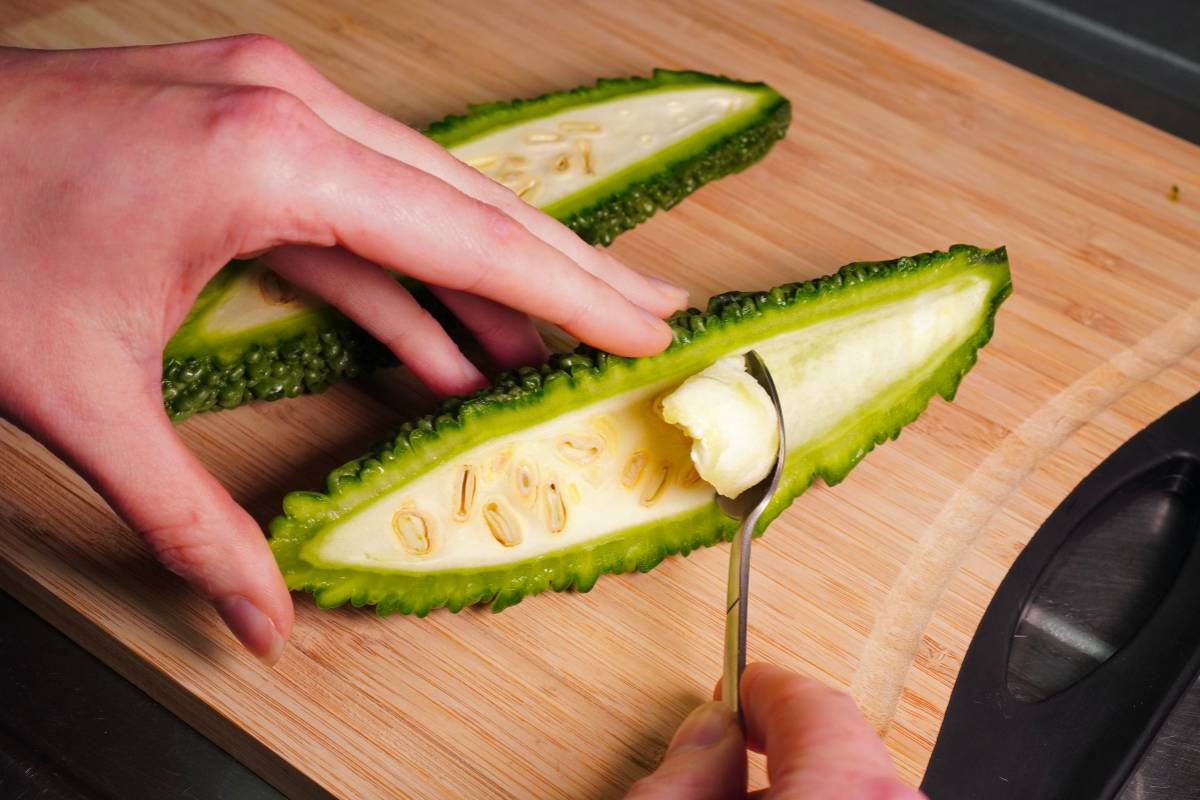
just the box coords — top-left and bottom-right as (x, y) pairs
(309, 384), (713, 570)
(449, 86), (761, 208)
(199, 261), (325, 336)
(755, 275), (992, 449)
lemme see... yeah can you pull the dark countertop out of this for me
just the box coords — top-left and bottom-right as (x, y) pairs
(873, 0), (1199, 143)
(0, 594), (287, 800)
(2, 2), (1197, 798)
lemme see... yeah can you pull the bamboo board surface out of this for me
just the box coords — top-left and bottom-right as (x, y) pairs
(2, 1), (1199, 797)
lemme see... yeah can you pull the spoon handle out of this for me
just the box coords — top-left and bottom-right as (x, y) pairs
(723, 514), (754, 723)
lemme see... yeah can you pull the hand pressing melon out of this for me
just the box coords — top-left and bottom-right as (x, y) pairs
(162, 70), (791, 419)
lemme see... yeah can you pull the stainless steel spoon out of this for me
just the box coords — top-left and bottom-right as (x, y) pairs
(718, 350), (787, 723)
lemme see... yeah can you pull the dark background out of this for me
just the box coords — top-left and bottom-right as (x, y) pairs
(2, 1), (1197, 797)
(874, 0), (1199, 142)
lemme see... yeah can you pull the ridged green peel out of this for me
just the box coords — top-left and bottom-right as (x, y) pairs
(270, 245), (1013, 616)
(161, 263), (389, 415)
(162, 69), (791, 420)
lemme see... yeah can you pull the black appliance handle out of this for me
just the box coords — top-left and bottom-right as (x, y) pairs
(921, 393), (1200, 800)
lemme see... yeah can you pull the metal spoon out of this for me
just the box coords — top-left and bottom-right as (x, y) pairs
(718, 350), (787, 724)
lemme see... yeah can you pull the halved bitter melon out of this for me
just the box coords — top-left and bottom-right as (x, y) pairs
(162, 70), (791, 420)
(270, 245), (1013, 615)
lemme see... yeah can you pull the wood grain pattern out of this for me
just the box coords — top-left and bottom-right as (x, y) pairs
(2, 1), (1198, 797)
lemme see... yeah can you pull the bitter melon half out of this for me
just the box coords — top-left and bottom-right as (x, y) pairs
(271, 245), (1012, 615)
(162, 70), (791, 419)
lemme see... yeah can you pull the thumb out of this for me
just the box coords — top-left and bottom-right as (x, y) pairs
(625, 702), (746, 800)
(34, 384), (293, 664)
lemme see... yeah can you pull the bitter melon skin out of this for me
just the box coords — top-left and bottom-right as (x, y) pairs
(162, 263), (381, 417)
(270, 245), (1012, 616)
(161, 266), (446, 419)
(162, 69), (791, 420)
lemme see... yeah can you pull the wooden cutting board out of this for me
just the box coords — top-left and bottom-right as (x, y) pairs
(2, 1), (1198, 797)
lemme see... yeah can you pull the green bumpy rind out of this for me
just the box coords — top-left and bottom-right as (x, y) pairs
(161, 270), (439, 420)
(162, 69), (791, 420)
(162, 326), (388, 420)
(270, 245), (1013, 616)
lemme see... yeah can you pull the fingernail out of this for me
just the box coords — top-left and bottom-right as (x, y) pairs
(668, 702), (736, 755)
(638, 304), (671, 331)
(636, 306), (674, 349)
(646, 275), (689, 306)
(633, 304), (672, 345)
(460, 362), (489, 392)
(216, 596), (285, 666)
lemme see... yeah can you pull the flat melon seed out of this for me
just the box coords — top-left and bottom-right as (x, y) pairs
(391, 507), (434, 556)
(465, 154), (499, 170)
(640, 464), (672, 506)
(524, 132), (563, 144)
(552, 154), (570, 173)
(680, 465), (703, 488)
(487, 448), (513, 480)
(589, 415), (619, 450)
(577, 138), (594, 175)
(501, 154), (528, 169)
(512, 461), (538, 507)
(454, 466), (477, 522)
(556, 434), (604, 464)
(257, 270), (297, 306)
(516, 177), (542, 202)
(559, 120), (602, 133)
(622, 451), (648, 488)
(483, 501), (522, 547)
(544, 481), (567, 533)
